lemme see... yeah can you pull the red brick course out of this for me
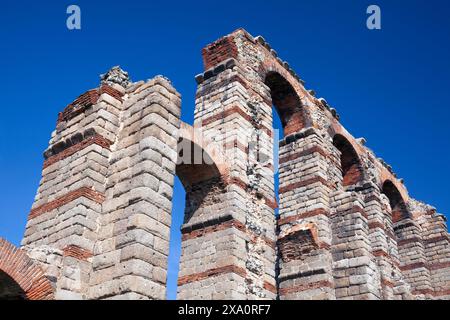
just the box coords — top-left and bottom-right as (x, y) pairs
(278, 208), (329, 226)
(279, 176), (332, 194)
(381, 278), (395, 288)
(58, 89), (99, 123)
(28, 187), (105, 220)
(368, 221), (385, 230)
(178, 265), (246, 286)
(368, 221), (393, 239)
(57, 84), (123, 124)
(372, 249), (401, 268)
(202, 35), (239, 70)
(397, 236), (428, 247)
(99, 84), (124, 102)
(279, 145), (329, 165)
(182, 218), (276, 249)
(424, 235), (450, 245)
(398, 260), (450, 277)
(63, 245), (93, 261)
(434, 289), (450, 297)
(428, 261), (450, 271)
(400, 262), (427, 271)
(372, 249), (390, 258)
(43, 134), (113, 169)
(411, 288), (434, 296)
(279, 280), (334, 295)
(178, 264), (277, 295)
(263, 281), (277, 294)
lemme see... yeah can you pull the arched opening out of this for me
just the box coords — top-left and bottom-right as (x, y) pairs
(272, 106), (283, 218)
(382, 180), (410, 223)
(0, 271), (26, 300)
(265, 71), (306, 295)
(333, 135), (363, 186)
(0, 238), (54, 300)
(176, 141), (222, 196)
(166, 134), (225, 300)
(166, 176), (185, 300)
(265, 71), (306, 137)
(265, 71), (306, 217)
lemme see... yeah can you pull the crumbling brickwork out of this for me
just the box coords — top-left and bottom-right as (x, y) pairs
(1, 29), (449, 300)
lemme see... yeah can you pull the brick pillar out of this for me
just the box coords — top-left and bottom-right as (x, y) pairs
(21, 67), (127, 299)
(89, 76), (181, 300)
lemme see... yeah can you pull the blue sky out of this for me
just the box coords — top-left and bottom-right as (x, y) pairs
(0, 0), (449, 300)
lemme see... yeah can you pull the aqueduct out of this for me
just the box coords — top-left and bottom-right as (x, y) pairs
(1, 28), (449, 300)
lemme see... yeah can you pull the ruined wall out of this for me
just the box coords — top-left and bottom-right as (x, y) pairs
(0, 28), (449, 300)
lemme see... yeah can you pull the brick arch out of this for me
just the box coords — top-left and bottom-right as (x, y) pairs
(200, 28), (317, 135)
(329, 120), (366, 155)
(264, 71), (309, 136)
(0, 238), (54, 300)
(332, 134), (364, 186)
(257, 50), (315, 136)
(382, 180), (412, 223)
(176, 122), (228, 189)
(378, 168), (409, 205)
(329, 120), (410, 199)
(0, 269), (26, 299)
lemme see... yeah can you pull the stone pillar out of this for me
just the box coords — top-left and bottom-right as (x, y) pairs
(394, 217), (433, 298)
(330, 190), (381, 300)
(362, 184), (411, 300)
(177, 30), (278, 300)
(277, 129), (335, 300)
(89, 76), (181, 300)
(414, 204), (450, 299)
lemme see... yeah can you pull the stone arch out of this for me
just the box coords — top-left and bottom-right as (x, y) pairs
(264, 71), (309, 136)
(381, 180), (411, 223)
(0, 238), (54, 300)
(332, 134), (364, 186)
